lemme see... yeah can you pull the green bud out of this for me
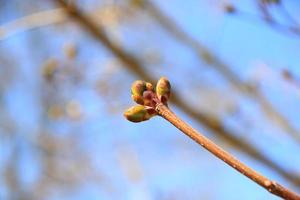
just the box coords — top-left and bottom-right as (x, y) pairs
(124, 105), (155, 123)
(156, 77), (171, 103)
(131, 80), (147, 105)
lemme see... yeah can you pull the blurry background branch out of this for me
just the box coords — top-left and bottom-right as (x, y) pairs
(223, 0), (300, 38)
(257, 0), (300, 36)
(54, 0), (300, 187)
(0, 8), (66, 40)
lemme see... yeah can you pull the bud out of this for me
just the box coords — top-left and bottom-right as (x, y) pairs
(131, 80), (147, 105)
(146, 82), (154, 91)
(143, 90), (155, 107)
(124, 105), (155, 123)
(224, 4), (235, 14)
(156, 77), (171, 104)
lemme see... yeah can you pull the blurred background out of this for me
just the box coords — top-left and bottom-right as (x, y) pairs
(1, 0), (300, 199)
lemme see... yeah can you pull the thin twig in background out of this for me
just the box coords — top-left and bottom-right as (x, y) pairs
(0, 8), (66, 40)
(222, 1), (300, 38)
(124, 77), (300, 200)
(258, 1), (300, 36)
(156, 103), (300, 200)
(54, 0), (300, 188)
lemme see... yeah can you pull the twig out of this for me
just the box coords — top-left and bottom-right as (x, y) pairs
(156, 102), (300, 200)
(54, 0), (300, 187)
(124, 77), (300, 200)
(221, 2), (300, 38)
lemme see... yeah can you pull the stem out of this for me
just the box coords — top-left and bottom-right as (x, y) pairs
(155, 103), (300, 200)
(56, 0), (300, 187)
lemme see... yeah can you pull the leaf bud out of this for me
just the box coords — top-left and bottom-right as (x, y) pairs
(131, 80), (147, 105)
(124, 105), (155, 123)
(156, 77), (171, 104)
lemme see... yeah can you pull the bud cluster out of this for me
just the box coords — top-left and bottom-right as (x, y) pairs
(124, 77), (171, 123)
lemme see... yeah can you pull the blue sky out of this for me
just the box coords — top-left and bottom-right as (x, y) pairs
(1, 0), (300, 199)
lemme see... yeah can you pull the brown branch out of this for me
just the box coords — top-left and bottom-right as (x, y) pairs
(0, 8), (66, 40)
(156, 103), (300, 200)
(231, 10), (300, 37)
(54, 0), (300, 187)
(258, 1), (300, 36)
(171, 93), (300, 187)
(141, 0), (300, 144)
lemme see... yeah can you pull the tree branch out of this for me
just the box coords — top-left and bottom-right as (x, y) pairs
(156, 103), (300, 200)
(54, 0), (300, 188)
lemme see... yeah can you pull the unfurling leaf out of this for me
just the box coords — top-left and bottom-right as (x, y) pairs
(124, 105), (155, 123)
(156, 77), (171, 104)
